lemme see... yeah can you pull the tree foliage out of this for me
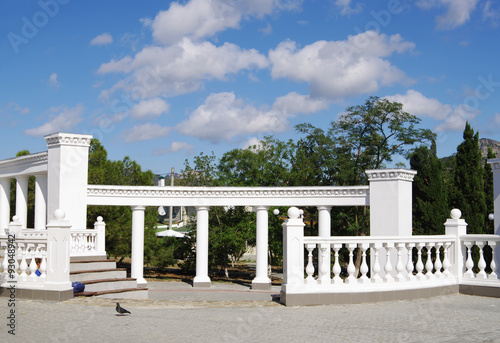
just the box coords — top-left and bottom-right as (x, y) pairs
(410, 141), (448, 235)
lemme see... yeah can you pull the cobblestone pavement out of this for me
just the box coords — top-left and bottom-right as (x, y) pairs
(1, 281), (500, 343)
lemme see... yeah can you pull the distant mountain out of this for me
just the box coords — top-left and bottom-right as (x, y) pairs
(479, 138), (500, 159)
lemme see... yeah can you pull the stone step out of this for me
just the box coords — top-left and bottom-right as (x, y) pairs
(70, 269), (127, 282)
(70, 255), (108, 262)
(81, 278), (138, 292)
(70, 260), (117, 272)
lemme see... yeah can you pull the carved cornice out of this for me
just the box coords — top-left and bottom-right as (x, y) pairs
(0, 152), (48, 172)
(87, 185), (370, 198)
(365, 169), (417, 182)
(45, 133), (92, 147)
(488, 158), (500, 172)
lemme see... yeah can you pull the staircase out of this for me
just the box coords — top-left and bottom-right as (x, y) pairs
(70, 256), (148, 298)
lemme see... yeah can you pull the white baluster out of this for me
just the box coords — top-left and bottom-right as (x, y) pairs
(29, 246), (38, 280)
(425, 242), (435, 279)
(359, 243), (369, 283)
(406, 243), (415, 281)
(305, 244), (316, 284)
(415, 243), (425, 280)
(331, 243), (342, 284)
(39, 249), (47, 279)
(383, 242), (394, 283)
(371, 242), (383, 283)
(395, 243), (405, 282)
(434, 243), (443, 278)
(346, 243), (357, 284)
(318, 243), (330, 284)
(476, 241), (487, 279)
(488, 241), (498, 279)
(464, 241), (475, 278)
(19, 244), (28, 280)
(2, 244), (8, 275)
(442, 242), (452, 277)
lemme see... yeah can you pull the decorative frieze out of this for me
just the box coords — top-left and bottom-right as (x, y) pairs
(44, 133), (92, 147)
(87, 185), (370, 198)
(0, 152), (48, 172)
(365, 169), (417, 181)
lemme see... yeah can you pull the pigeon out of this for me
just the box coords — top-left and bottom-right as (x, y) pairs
(116, 302), (131, 316)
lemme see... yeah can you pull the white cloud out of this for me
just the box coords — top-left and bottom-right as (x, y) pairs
(272, 92), (329, 115)
(48, 73), (61, 89)
(385, 90), (480, 132)
(416, 0), (479, 30)
(123, 123), (172, 142)
(148, 0), (301, 45)
(153, 141), (195, 155)
(90, 33), (113, 46)
(177, 92), (290, 143)
(98, 38), (268, 99)
(335, 0), (362, 16)
(269, 31), (414, 100)
(494, 112), (500, 124)
(242, 137), (264, 150)
(482, 1), (500, 25)
(24, 104), (84, 136)
(130, 98), (169, 119)
(4, 102), (30, 114)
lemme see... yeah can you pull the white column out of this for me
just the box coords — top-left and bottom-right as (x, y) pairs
(34, 173), (47, 230)
(94, 216), (106, 256)
(488, 158), (500, 272)
(444, 209), (468, 282)
(45, 209), (73, 292)
(366, 169), (416, 277)
(45, 133), (92, 231)
(131, 206), (147, 287)
(16, 176), (29, 230)
(252, 206), (271, 290)
(193, 206), (211, 287)
(0, 178), (10, 236)
(281, 207), (306, 296)
(317, 206), (331, 284)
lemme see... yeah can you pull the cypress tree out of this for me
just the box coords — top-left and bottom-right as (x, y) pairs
(410, 141), (448, 235)
(450, 122), (486, 234)
(484, 146), (496, 234)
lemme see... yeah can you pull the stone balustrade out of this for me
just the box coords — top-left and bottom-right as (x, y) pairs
(281, 207), (500, 306)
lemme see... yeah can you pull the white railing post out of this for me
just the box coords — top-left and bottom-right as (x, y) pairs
(444, 209), (467, 281)
(282, 207), (305, 293)
(253, 206), (271, 290)
(45, 209), (72, 291)
(94, 216), (106, 256)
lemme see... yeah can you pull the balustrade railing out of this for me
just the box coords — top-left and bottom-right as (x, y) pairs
(0, 238), (47, 285)
(302, 236), (455, 286)
(71, 230), (97, 255)
(461, 235), (499, 280)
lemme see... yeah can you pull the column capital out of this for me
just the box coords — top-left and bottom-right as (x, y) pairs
(44, 132), (92, 148)
(366, 169), (417, 182)
(317, 205), (332, 211)
(254, 205), (269, 211)
(195, 205), (210, 211)
(131, 205), (146, 211)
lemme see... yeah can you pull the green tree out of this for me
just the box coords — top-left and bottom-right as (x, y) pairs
(484, 146), (496, 234)
(410, 141), (448, 235)
(450, 122), (486, 234)
(86, 139), (159, 263)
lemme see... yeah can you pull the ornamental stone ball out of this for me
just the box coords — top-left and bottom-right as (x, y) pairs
(450, 209), (461, 220)
(273, 209), (280, 215)
(288, 207), (300, 219)
(12, 215), (19, 222)
(488, 213), (495, 221)
(54, 209), (66, 221)
(97, 216), (103, 222)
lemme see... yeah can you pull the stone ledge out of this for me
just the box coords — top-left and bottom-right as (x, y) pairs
(280, 285), (459, 306)
(459, 283), (500, 298)
(0, 286), (73, 301)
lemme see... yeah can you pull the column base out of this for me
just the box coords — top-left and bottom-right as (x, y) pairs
(252, 280), (271, 290)
(136, 279), (147, 288)
(193, 275), (211, 288)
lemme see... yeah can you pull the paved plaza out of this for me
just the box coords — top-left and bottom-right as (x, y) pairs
(1, 281), (500, 343)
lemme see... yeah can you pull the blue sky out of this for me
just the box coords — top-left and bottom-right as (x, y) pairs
(1, 0), (500, 176)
